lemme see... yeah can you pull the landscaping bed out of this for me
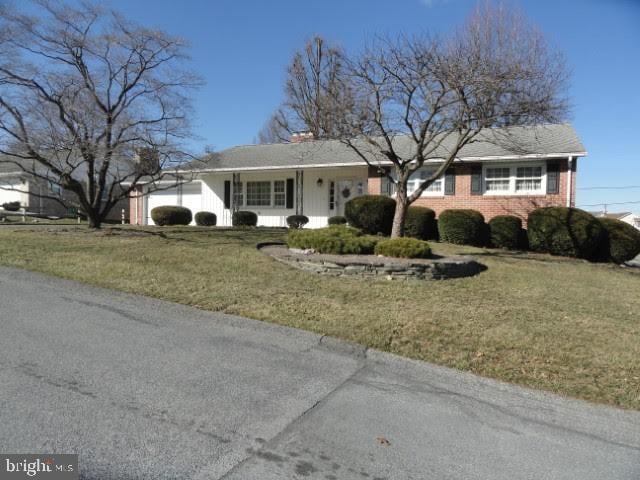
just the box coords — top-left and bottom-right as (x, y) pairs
(261, 243), (485, 280)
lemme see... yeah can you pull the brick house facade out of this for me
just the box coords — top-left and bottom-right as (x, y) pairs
(367, 157), (578, 223)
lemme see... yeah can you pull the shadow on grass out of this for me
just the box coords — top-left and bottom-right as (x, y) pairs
(452, 248), (606, 268)
(121, 226), (288, 247)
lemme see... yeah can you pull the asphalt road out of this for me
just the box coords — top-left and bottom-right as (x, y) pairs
(0, 267), (638, 479)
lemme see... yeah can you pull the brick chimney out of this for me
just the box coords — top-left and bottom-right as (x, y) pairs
(290, 131), (315, 143)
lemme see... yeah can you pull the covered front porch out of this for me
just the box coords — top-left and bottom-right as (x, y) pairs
(135, 165), (369, 227)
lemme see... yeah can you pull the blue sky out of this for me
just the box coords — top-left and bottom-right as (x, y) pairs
(106, 0), (640, 211)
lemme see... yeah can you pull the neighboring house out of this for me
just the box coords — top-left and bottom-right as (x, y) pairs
(0, 161), (69, 217)
(0, 159), (128, 220)
(588, 211), (640, 230)
(130, 123), (586, 227)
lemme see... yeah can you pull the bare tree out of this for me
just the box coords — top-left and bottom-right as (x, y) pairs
(257, 36), (354, 143)
(256, 111), (289, 144)
(315, 4), (569, 237)
(0, 0), (200, 228)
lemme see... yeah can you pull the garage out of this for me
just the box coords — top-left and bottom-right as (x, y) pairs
(146, 188), (178, 225)
(180, 183), (202, 222)
(146, 182), (202, 225)
(0, 182), (26, 207)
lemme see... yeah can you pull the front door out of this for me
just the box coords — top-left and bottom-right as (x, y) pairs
(335, 179), (364, 216)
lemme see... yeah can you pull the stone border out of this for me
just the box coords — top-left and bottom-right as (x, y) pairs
(258, 243), (486, 280)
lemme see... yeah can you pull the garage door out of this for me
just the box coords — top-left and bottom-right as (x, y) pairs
(181, 183), (202, 224)
(146, 188), (178, 225)
(0, 182), (24, 206)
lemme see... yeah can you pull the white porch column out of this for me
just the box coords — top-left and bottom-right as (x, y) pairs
(295, 170), (304, 215)
(566, 156), (574, 207)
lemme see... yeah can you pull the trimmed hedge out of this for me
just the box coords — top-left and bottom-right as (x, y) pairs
(595, 217), (640, 264)
(287, 225), (378, 255)
(438, 209), (486, 246)
(404, 206), (437, 240)
(527, 207), (603, 259)
(194, 211), (217, 226)
(328, 215), (347, 226)
(344, 195), (396, 235)
(286, 214), (309, 229)
(375, 237), (431, 259)
(232, 210), (258, 227)
(2, 201), (20, 211)
(150, 206), (192, 226)
(489, 215), (524, 250)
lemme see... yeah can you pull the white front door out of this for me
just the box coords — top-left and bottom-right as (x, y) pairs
(335, 179), (364, 216)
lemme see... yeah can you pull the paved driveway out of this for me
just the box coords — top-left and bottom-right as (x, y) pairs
(0, 267), (638, 479)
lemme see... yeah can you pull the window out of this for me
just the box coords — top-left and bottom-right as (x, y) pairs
(48, 181), (62, 197)
(246, 181), (271, 207)
(237, 180), (287, 208)
(407, 167), (444, 195)
(482, 163), (546, 195)
(516, 166), (543, 192)
(273, 180), (286, 207)
(485, 167), (511, 192)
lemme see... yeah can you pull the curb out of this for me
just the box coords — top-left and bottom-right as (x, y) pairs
(317, 335), (368, 358)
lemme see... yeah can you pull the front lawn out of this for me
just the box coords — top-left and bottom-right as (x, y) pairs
(0, 226), (638, 409)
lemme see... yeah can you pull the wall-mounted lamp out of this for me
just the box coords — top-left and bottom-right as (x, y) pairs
(316, 178), (324, 187)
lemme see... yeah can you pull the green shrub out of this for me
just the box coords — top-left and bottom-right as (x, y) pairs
(489, 215), (524, 250)
(287, 225), (378, 255)
(328, 215), (347, 225)
(232, 210), (258, 227)
(286, 215), (309, 229)
(438, 209), (486, 246)
(375, 237), (431, 259)
(404, 206), (437, 240)
(344, 195), (396, 235)
(150, 206), (192, 226)
(2, 201), (20, 212)
(595, 217), (640, 264)
(527, 207), (603, 259)
(194, 211), (217, 226)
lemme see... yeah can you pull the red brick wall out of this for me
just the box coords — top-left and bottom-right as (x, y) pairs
(368, 159), (574, 223)
(129, 186), (144, 225)
(367, 168), (382, 196)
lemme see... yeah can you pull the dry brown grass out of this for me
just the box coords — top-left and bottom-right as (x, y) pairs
(0, 225), (638, 409)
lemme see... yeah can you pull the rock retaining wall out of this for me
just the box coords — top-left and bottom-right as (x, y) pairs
(259, 244), (485, 281)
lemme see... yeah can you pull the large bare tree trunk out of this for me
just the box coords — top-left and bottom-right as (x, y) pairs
(88, 216), (101, 229)
(391, 185), (408, 238)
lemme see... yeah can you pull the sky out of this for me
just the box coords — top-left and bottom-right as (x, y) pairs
(103, 0), (640, 211)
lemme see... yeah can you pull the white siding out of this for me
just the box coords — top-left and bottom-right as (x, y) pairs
(201, 174), (232, 226)
(145, 166), (368, 228)
(0, 178), (29, 208)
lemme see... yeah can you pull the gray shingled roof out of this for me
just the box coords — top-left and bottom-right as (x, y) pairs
(0, 156), (34, 175)
(181, 123), (586, 172)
